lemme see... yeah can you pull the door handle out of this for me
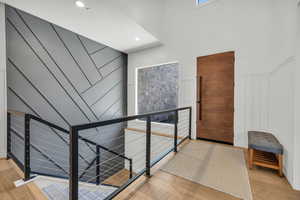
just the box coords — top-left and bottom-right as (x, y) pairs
(197, 76), (202, 120)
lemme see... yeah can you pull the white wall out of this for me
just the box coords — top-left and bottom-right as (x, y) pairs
(269, 57), (295, 186)
(244, 73), (270, 132)
(114, 0), (165, 40)
(293, 3), (300, 190)
(128, 0), (299, 189)
(294, 62), (300, 189)
(0, 2), (7, 158)
(128, 0), (297, 145)
(243, 57), (298, 189)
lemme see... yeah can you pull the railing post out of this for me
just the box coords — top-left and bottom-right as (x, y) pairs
(7, 113), (11, 159)
(174, 111), (178, 153)
(70, 127), (79, 200)
(96, 145), (100, 185)
(189, 107), (192, 140)
(129, 159), (133, 179)
(24, 114), (31, 181)
(145, 116), (151, 177)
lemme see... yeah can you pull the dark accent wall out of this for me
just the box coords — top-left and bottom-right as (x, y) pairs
(6, 5), (127, 182)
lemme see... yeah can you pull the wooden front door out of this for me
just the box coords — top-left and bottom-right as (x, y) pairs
(196, 51), (234, 144)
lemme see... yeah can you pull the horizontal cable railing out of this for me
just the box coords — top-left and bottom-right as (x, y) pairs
(70, 106), (192, 200)
(7, 110), (133, 187)
(7, 107), (191, 200)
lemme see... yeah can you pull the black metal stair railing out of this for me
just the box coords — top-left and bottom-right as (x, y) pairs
(7, 110), (133, 185)
(10, 128), (69, 175)
(7, 106), (192, 199)
(69, 106), (192, 200)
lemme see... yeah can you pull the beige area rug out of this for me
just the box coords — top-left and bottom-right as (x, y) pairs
(161, 141), (253, 200)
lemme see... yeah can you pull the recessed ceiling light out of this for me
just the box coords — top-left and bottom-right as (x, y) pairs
(75, 1), (85, 8)
(135, 37), (140, 41)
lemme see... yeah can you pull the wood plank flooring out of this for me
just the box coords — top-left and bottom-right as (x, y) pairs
(114, 140), (300, 200)
(246, 154), (300, 200)
(0, 159), (47, 200)
(102, 169), (134, 187)
(115, 171), (240, 200)
(1, 140), (300, 200)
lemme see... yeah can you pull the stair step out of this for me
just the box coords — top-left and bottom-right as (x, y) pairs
(34, 176), (116, 200)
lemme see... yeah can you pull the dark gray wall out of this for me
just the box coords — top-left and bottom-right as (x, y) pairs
(6, 5), (127, 182)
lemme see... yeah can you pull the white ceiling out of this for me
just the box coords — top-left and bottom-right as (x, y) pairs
(1, 0), (162, 53)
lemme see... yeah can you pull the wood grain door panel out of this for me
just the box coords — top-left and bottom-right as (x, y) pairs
(197, 51), (234, 144)
(197, 125), (233, 143)
(202, 97), (234, 110)
(198, 113), (233, 128)
(199, 65), (234, 75)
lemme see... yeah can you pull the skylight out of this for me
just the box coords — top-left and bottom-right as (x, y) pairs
(196, 0), (210, 5)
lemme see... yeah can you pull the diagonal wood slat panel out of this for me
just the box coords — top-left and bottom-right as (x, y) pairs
(53, 25), (102, 85)
(79, 35), (106, 55)
(91, 47), (122, 69)
(100, 56), (126, 77)
(18, 9), (91, 93)
(6, 5), (127, 182)
(7, 7), (100, 122)
(82, 67), (124, 106)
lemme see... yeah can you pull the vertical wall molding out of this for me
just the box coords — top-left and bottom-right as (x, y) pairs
(268, 56), (295, 187)
(244, 73), (270, 133)
(244, 56), (296, 187)
(0, 3), (7, 158)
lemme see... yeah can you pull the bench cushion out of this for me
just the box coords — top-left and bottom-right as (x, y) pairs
(248, 131), (283, 154)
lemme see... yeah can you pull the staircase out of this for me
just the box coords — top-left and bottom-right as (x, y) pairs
(36, 176), (117, 200)
(7, 107), (192, 200)
(7, 110), (132, 185)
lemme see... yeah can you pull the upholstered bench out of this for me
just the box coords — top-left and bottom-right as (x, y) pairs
(248, 131), (283, 176)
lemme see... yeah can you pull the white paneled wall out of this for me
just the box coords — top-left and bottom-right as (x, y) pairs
(269, 57), (295, 186)
(0, 3), (7, 158)
(129, 55), (298, 187)
(125, 1), (299, 188)
(244, 74), (270, 132)
(294, 60), (300, 189)
(293, 5), (300, 189)
(243, 57), (296, 187)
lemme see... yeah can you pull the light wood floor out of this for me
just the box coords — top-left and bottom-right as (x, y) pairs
(103, 169), (135, 187)
(0, 159), (47, 200)
(246, 157), (300, 200)
(1, 140), (300, 200)
(114, 140), (300, 200)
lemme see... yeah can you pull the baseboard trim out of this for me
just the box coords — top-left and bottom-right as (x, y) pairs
(197, 137), (233, 145)
(0, 152), (7, 159)
(292, 183), (300, 191)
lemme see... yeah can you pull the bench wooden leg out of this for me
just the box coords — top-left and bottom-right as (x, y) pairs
(248, 148), (254, 169)
(278, 154), (283, 177)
